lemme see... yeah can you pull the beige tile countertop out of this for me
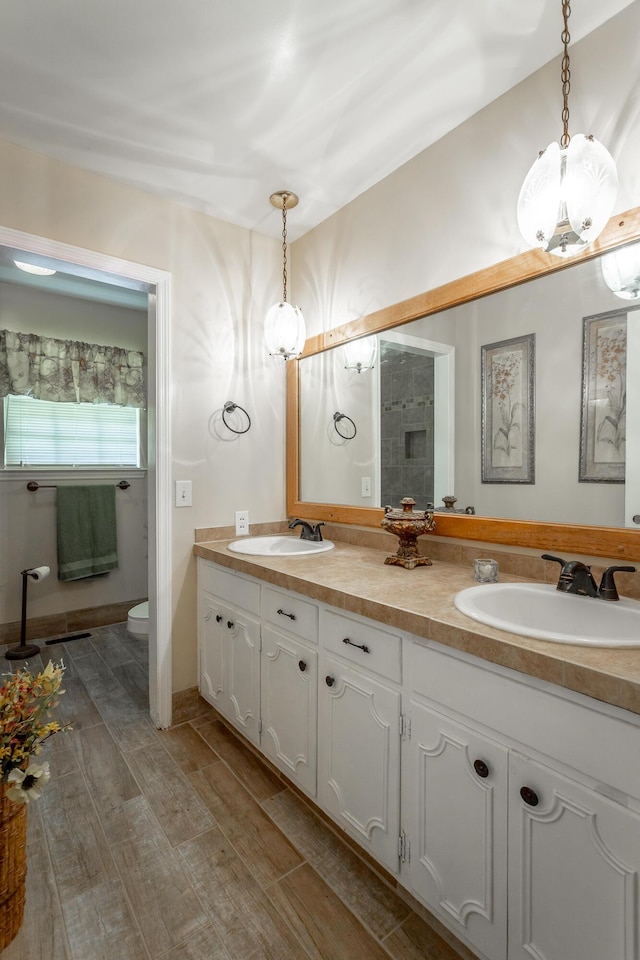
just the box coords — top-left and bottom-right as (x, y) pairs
(194, 537), (640, 718)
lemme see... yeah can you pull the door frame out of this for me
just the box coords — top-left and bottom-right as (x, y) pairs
(0, 225), (173, 727)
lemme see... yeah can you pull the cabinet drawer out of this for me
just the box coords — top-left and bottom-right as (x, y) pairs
(197, 559), (260, 614)
(321, 609), (402, 683)
(262, 586), (319, 643)
(409, 640), (640, 803)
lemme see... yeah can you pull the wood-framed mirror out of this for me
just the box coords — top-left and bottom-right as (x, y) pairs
(286, 205), (640, 561)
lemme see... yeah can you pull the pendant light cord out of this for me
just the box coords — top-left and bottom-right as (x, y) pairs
(560, 0), (571, 148)
(281, 197), (289, 304)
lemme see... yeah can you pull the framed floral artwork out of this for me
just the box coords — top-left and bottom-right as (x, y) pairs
(579, 311), (626, 482)
(481, 333), (535, 483)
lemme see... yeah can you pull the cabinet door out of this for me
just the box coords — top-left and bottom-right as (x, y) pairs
(198, 591), (261, 745)
(509, 752), (640, 960)
(224, 605), (261, 744)
(318, 653), (401, 873)
(198, 592), (226, 711)
(261, 626), (317, 796)
(404, 701), (508, 960)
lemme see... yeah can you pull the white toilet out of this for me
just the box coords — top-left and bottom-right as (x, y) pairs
(127, 600), (149, 636)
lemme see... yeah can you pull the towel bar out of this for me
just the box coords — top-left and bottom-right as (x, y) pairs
(26, 480), (131, 491)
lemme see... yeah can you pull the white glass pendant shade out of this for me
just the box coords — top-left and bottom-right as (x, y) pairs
(517, 134), (617, 258)
(265, 301), (306, 359)
(343, 336), (377, 373)
(14, 260), (56, 276)
(601, 242), (640, 300)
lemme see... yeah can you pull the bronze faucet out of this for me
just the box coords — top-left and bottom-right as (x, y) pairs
(288, 519), (325, 542)
(542, 555), (636, 601)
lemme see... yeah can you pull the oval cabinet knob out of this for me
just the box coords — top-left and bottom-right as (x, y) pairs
(520, 786), (539, 807)
(298, 660), (307, 672)
(227, 620), (234, 630)
(325, 675), (335, 687)
(215, 614), (223, 623)
(473, 758), (490, 779)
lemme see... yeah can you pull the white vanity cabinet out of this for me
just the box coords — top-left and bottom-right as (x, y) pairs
(317, 608), (402, 874)
(403, 639), (640, 960)
(196, 556), (640, 960)
(260, 586), (319, 796)
(197, 560), (261, 744)
(197, 562), (321, 796)
(403, 701), (508, 960)
(508, 752), (640, 960)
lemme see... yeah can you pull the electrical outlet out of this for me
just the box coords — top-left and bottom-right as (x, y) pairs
(361, 477), (372, 498)
(175, 480), (192, 507)
(235, 510), (249, 536)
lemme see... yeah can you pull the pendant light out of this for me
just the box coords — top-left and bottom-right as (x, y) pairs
(265, 191), (306, 359)
(14, 260), (56, 276)
(517, 0), (617, 258)
(343, 336), (377, 373)
(601, 242), (640, 300)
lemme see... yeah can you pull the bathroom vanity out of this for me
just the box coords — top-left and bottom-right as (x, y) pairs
(194, 538), (640, 960)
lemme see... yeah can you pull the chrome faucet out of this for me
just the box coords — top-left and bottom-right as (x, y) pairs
(542, 554), (636, 601)
(288, 519), (325, 542)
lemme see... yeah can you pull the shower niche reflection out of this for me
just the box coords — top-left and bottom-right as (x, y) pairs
(380, 342), (435, 510)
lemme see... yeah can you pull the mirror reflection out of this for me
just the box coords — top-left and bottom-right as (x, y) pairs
(299, 244), (640, 529)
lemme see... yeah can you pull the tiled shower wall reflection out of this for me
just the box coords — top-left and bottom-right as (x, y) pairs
(380, 343), (434, 510)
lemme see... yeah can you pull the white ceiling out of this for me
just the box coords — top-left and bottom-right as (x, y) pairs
(0, 0), (633, 240)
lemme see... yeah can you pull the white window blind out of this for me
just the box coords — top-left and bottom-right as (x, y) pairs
(3, 394), (140, 467)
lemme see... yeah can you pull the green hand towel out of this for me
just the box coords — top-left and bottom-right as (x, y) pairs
(57, 485), (118, 581)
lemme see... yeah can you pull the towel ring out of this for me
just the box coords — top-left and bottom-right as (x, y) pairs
(333, 411), (357, 440)
(222, 401), (251, 435)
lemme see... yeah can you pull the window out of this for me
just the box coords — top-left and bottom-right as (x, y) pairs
(3, 394), (140, 468)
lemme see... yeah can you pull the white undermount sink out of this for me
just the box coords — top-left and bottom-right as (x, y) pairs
(228, 535), (335, 557)
(454, 581), (640, 647)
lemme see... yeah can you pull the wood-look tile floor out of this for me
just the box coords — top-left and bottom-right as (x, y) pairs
(2, 624), (471, 960)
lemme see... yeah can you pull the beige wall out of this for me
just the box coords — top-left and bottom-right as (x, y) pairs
(2, 4), (639, 694)
(294, 5), (640, 339)
(291, 4), (640, 543)
(0, 142), (286, 692)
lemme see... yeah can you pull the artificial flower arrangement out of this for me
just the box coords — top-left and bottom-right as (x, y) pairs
(0, 661), (67, 804)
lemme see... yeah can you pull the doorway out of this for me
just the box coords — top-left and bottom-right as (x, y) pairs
(377, 330), (455, 511)
(0, 225), (172, 726)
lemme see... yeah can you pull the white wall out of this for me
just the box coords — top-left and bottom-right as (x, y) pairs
(442, 261), (628, 525)
(0, 281), (146, 350)
(0, 282), (149, 624)
(0, 141), (286, 692)
(299, 348), (377, 506)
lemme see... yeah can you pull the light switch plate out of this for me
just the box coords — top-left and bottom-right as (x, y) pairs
(175, 480), (192, 507)
(361, 476), (372, 497)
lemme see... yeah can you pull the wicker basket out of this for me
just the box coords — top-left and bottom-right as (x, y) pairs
(0, 784), (27, 950)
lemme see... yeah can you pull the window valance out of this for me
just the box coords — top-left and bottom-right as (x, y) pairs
(0, 329), (145, 408)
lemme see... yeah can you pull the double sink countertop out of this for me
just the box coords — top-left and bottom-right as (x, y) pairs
(194, 538), (640, 719)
